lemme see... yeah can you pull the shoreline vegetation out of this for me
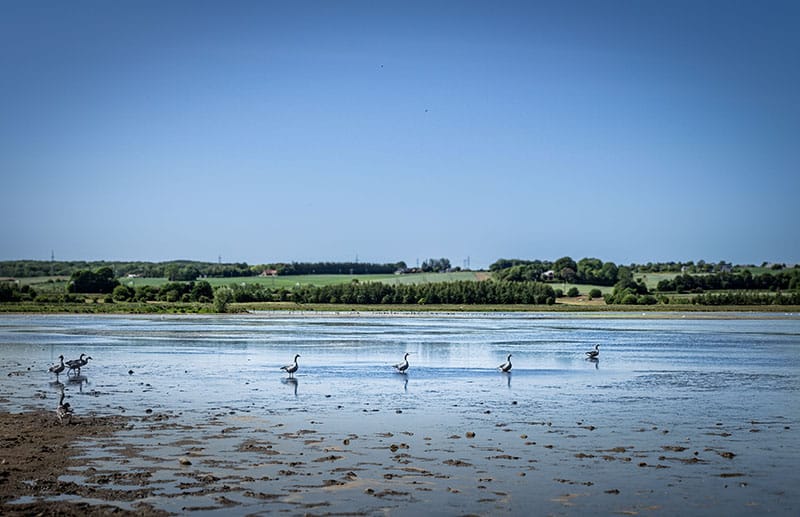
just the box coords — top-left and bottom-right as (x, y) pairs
(2, 258), (799, 315)
(0, 301), (798, 317)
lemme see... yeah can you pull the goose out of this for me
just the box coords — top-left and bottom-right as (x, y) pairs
(68, 355), (92, 376)
(65, 354), (86, 373)
(65, 353), (85, 370)
(281, 354), (300, 378)
(585, 344), (600, 359)
(393, 352), (411, 374)
(498, 353), (512, 372)
(56, 391), (73, 424)
(49, 355), (65, 380)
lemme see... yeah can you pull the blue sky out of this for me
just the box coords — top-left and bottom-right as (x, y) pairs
(1, 0), (798, 268)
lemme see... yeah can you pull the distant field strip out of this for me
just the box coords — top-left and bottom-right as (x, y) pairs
(117, 272), (483, 289)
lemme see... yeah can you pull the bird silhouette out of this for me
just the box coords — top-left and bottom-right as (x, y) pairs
(498, 353), (512, 372)
(393, 352), (412, 374)
(281, 354), (300, 378)
(49, 355), (65, 380)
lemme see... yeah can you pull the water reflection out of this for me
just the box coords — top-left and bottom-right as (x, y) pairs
(502, 371), (512, 389)
(588, 357), (599, 370)
(49, 380), (65, 391)
(281, 377), (298, 397)
(67, 375), (89, 392)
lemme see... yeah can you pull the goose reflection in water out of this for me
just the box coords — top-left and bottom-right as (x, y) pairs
(588, 357), (599, 369)
(281, 377), (298, 396)
(390, 371), (409, 392)
(67, 374), (88, 392)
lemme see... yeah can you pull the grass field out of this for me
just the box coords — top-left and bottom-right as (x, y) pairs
(116, 271), (482, 289)
(633, 272), (677, 290)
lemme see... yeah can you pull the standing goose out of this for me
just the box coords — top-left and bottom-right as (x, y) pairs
(585, 344), (600, 359)
(393, 352), (411, 374)
(49, 355), (65, 380)
(65, 353), (85, 375)
(498, 353), (512, 372)
(68, 354), (92, 376)
(281, 354), (300, 378)
(56, 391), (73, 424)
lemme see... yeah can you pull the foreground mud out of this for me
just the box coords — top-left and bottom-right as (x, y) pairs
(0, 411), (166, 516)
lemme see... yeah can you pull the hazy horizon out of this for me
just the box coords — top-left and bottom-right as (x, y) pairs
(2, 1), (798, 269)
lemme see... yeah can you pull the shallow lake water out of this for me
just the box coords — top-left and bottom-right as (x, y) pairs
(1, 312), (799, 515)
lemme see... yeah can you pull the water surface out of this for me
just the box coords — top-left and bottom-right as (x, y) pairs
(1, 313), (798, 515)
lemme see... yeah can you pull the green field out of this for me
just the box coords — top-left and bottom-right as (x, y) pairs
(634, 272), (681, 290)
(118, 271), (482, 289)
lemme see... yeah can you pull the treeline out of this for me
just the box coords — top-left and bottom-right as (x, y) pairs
(0, 260), (253, 279)
(491, 257), (620, 286)
(111, 281), (214, 303)
(0, 283), (37, 302)
(100, 280), (556, 305)
(657, 270), (800, 293)
(254, 261), (407, 276)
(690, 291), (800, 305)
(631, 260), (734, 273)
(286, 280), (555, 305)
(0, 260), (408, 280)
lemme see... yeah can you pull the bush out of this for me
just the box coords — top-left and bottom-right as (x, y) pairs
(112, 285), (134, 302)
(637, 294), (658, 305)
(213, 286), (235, 313)
(567, 287), (579, 297)
(589, 288), (602, 299)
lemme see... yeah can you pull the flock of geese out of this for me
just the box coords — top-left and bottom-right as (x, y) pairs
(280, 345), (601, 377)
(49, 345), (601, 424)
(48, 353), (92, 424)
(48, 353), (92, 381)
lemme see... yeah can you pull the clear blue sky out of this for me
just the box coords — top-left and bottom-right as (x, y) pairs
(1, 0), (798, 268)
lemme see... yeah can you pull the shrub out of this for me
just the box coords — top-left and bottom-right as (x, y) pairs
(112, 285), (134, 302)
(589, 288), (602, 299)
(213, 286), (235, 313)
(567, 287), (579, 297)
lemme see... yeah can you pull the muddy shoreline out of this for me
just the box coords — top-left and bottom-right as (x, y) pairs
(0, 411), (166, 516)
(1, 314), (797, 515)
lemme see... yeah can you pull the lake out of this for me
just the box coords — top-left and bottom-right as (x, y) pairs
(1, 312), (798, 515)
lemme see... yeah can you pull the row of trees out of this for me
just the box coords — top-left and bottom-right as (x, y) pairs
(420, 258), (451, 273)
(254, 261), (407, 276)
(631, 260), (735, 274)
(67, 267), (119, 294)
(656, 270), (800, 293)
(0, 283), (37, 302)
(690, 291), (800, 305)
(491, 257), (621, 286)
(104, 280), (556, 306)
(287, 280), (556, 305)
(111, 281), (214, 303)
(0, 260), (255, 279)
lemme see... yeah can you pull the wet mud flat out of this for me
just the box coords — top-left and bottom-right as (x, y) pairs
(1, 398), (796, 516)
(1, 313), (799, 515)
